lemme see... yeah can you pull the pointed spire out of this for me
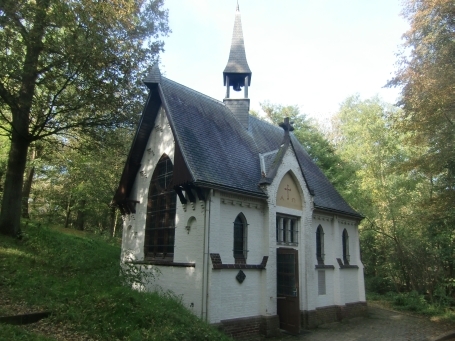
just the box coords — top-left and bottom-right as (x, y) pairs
(143, 63), (161, 88)
(223, 4), (251, 86)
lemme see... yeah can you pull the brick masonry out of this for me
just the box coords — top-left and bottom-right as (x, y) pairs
(214, 302), (367, 340)
(216, 315), (280, 340)
(301, 301), (368, 329)
(223, 98), (250, 129)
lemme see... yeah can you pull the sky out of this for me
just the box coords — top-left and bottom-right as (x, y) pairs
(159, 0), (409, 122)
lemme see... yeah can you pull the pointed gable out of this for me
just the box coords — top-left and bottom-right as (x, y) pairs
(276, 172), (303, 210)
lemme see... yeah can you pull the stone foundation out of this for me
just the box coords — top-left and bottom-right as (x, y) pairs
(214, 302), (367, 339)
(301, 301), (368, 329)
(215, 315), (280, 340)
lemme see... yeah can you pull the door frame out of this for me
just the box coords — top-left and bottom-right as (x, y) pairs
(276, 247), (300, 335)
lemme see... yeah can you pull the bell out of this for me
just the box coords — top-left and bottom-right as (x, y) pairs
(233, 82), (241, 92)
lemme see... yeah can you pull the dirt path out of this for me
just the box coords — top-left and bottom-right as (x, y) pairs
(268, 303), (455, 341)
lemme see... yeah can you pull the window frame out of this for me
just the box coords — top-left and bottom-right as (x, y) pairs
(144, 155), (176, 261)
(276, 214), (299, 246)
(233, 213), (248, 262)
(316, 225), (325, 264)
(342, 228), (350, 265)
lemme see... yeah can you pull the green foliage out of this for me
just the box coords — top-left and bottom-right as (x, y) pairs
(259, 101), (355, 192)
(331, 94), (455, 310)
(362, 0), (455, 304)
(367, 291), (455, 321)
(0, 135), (8, 199)
(28, 127), (133, 233)
(0, 224), (231, 341)
(387, 0), (455, 290)
(0, 0), (170, 236)
(0, 325), (54, 341)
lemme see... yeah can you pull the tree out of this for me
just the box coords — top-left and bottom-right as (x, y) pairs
(259, 101), (355, 192)
(387, 0), (455, 298)
(388, 0), (455, 219)
(331, 96), (420, 291)
(331, 95), (455, 298)
(0, 0), (169, 236)
(0, 135), (8, 197)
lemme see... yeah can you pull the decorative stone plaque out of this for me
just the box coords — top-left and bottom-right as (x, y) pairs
(236, 270), (246, 283)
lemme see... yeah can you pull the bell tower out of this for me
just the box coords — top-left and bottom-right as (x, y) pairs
(223, 3), (252, 129)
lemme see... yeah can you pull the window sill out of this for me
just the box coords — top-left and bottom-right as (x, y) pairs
(126, 260), (195, 267)
(336, 258), (358, 269)
(315, 264), (335, 269)
(339, 264), (359, 269)
(276, 241), (298, 247)
(210, 253), (268, 270)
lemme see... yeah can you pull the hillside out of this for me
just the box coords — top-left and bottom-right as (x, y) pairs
(0, 223), (231, 341)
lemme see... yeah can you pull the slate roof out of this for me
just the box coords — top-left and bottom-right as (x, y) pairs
(223, 5), (252, 85)
(112, 73), (362, 219)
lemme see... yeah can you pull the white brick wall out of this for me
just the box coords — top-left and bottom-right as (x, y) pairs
(120, 109), (365, 325)
(261, 147), (314, 315)
(207, 191), (267, 323)
(121, 107), (205, 316)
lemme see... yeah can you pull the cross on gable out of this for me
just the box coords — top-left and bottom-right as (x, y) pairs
(278, 117), (294, 133)
(285, 184), (291, 200)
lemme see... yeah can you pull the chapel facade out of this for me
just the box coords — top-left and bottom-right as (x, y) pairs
(112, 5), (366, 339)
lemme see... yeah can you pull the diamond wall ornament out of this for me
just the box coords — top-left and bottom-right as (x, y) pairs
(236, 270), (246, 283)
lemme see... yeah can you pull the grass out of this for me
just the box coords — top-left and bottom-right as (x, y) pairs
(0, 324), (55, 341)
(0, 222), (232, 341)
(367, 291), (455, 323)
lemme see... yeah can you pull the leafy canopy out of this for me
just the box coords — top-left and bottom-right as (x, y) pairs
(0, 0), (169, 140)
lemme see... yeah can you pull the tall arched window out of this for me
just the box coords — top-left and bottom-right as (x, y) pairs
(233, 213), (247, 263)
(342, 229), (350, 265)
(316, 225), (325, 264)
(144, 155), (176, 260)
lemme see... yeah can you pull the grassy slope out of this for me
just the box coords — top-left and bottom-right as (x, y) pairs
(0, 223), (231, 341)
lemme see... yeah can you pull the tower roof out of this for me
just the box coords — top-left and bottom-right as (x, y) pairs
(223, 5), (252, 85)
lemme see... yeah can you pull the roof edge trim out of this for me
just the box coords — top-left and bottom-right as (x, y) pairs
(157, 81), (196, 183)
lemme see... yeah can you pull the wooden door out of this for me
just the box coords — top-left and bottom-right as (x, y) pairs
(277, 248), (300, 335)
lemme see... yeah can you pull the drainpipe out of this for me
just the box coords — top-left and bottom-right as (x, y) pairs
(201, 189), (212, 321)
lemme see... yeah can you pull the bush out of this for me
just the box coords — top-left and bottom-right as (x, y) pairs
(365, 275), (393, 294)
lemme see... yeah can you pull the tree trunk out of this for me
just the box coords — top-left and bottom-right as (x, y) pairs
(0, 131), (30, 237)
(76, 199), (86, 231)
(113, 209), (119, 238)
(64, 194), (73, 228)
(109, 206), (116, 237)
(0, 0), (49, 237)
(21, 166), (35, 219)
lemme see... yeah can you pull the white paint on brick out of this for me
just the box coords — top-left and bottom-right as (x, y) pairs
(120, 111), (366, 326)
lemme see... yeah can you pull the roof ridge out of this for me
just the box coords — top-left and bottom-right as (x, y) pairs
(161, 77), (226, 106)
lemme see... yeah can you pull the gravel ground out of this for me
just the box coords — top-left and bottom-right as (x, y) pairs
(268, 303), (455, 341)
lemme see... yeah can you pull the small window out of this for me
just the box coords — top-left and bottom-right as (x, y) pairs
(316, 225), (325, 264)
(144, 155), (176, 260)
(233, 213), (248, 262)
(276, 215), (299, 245)
(342, 229), (350, 265)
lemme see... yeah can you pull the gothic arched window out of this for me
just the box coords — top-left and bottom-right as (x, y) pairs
(342, 229), (350, 265)
(316, 225), (325, 264)
(233, 213), (248, 263)
(144, 155), (176, 260)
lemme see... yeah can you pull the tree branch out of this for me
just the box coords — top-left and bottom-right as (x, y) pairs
(0, 3), (28, 40)
(0, 80), (18, 111)
(31, 72), (79, 137)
